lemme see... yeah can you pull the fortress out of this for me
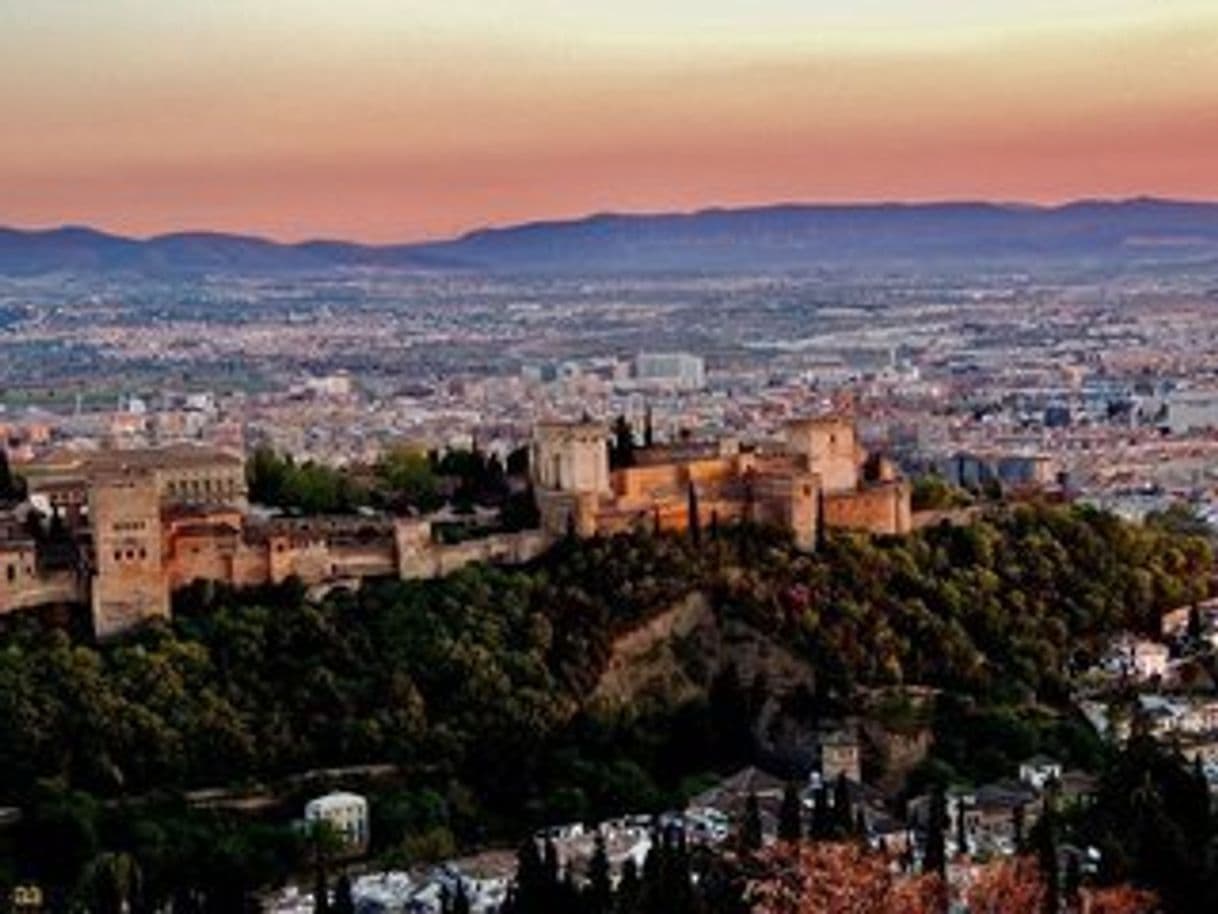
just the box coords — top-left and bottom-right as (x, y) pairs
(0, 416), (908, 638)
(532, 416), (910, 548)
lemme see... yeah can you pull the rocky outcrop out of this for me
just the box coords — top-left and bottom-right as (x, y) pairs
(590, 592), (822, 768)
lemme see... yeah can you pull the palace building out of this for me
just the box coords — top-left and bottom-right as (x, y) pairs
(532, 416), (911, 549)
(1, 416), (909, 638)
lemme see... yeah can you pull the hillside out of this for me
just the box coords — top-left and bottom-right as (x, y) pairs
(0, 504), (1212, 909)
(3, 198), (1218, 275)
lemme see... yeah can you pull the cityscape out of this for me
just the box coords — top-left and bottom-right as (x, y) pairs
(3, 2), (1218, 914)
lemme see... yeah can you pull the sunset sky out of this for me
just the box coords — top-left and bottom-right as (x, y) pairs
(2, 1), (1216, 241)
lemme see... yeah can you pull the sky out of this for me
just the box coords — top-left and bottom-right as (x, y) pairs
(1, 1), (1216, 241)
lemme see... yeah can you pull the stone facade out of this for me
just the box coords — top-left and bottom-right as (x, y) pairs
(2, 418), (912, 638)
(89, 471), (171, 639)
(531, 416), (911, 548)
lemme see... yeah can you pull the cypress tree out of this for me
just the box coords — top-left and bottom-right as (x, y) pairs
(1034, 800), (1060, 914)
(0, 449), (15, 502)
(616, 857), (641, 914)
(312, 868), (330, 914)
(1063, 854), (1081, 910)
(955, 799), (969, 857)
(811, 786), (832, 841)
(332, 874), (355, 914)
(924, 787), (947, 878)
(742, 793), (764, 851)
(687, 482), (701, 547)
(587, 833), (612, 914)
(833, 773), (853, 839)
(611, 415), (636, 469)
(815, 488), (827, 551)
(543, 837), (561, 908)
(514, 837), (546, 914)
(778, 782), (803, 843)
(1188, 602), (1203, 644)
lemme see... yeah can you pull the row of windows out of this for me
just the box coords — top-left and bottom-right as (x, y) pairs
(112, 520), (147, 532)
(113, 547), (149, 562)
(165, 477), (242, 498)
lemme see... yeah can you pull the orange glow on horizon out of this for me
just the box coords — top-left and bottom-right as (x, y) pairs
(2, 2), (1216, 242)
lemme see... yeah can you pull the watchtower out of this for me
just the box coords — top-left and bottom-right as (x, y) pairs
(531, 421), (609, 538)
(89, 470), (169, 638)
(786, 417), (861, 494)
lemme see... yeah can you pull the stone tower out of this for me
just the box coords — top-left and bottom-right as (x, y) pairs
(531, 420), (610, 538)
(786, 417), (861, 494)
(89, 470), (169, 639)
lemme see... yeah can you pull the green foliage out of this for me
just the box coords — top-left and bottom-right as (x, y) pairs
(1145, 502), (1213, 540)
(248, 446), (369, 514)
(1074, 736), (1218, 913)
(910, 474), (971, 512)
(0, 448), (25, 504)
(0, 502), (1209, 906)
(376, 447), (442, 512)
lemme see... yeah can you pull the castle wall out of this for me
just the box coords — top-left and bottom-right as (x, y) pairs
(396, 520), (549, 579)
(823, 482), (912, 536)
(0, 541), (81, 615)
(166, 532), (239, 590)
(267, 535), (333, 585)
(612, 456), (744, 504)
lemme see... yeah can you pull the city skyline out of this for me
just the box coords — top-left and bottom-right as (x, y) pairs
(3, 1), (1217, 242)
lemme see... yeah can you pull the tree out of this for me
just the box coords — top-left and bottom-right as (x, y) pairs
(688, 482), (702, 548)
(84, 851), (142, 914)
(378, 446), (441, 511)
(1187, 602), (1204, 644)
(616, 857), (641, 914)
(0, 448), (23, 503)
(611, 415), (636, 469)
(955, 799), (969, 858)
(587, 832), (612, 914)
(513, 837), (550, 914)
(1012, 805), (1026, 854)
(1032, 799), (1059, 914)
(748, 843), (943, 914)
(332, 874), (355, 914)
(924, 787), (947, 878)
(811, 787), (832, 841)
(966, 857), (1047, 914)
(644, 406), (655, 449)
(779, 783), (804, 843)
(306, 821), (344, 914)
(833, 774), (854, 839)
(742, 793), (764, 851)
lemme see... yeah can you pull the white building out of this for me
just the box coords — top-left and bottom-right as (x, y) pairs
(304, 791), (369, 849)
(1167, 388), (1218, 435)
(1018, 755), (1063, 791)
(1102, 634), (1170, 681)
(635, 352), (706, 391)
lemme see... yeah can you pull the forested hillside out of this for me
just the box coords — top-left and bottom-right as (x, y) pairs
(0, 503), (1210, 907)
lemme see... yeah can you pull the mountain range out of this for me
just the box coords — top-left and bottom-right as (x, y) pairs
(3, 198), (1218, 275)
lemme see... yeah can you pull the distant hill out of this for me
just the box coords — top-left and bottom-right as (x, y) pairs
(3, 198), (1218, 275)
